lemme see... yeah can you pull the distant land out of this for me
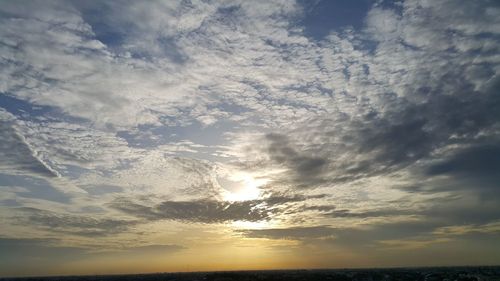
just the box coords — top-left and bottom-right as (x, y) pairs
(1, 266), (500, 281)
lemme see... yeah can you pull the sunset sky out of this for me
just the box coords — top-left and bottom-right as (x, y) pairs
(1, 0), (500, 277)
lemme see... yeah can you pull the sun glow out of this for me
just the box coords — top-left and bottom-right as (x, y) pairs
(222, 174), (268, 202)
(231, 219), (272, 230)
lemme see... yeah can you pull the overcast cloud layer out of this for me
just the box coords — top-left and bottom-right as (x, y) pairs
(1, 0), (500, 276)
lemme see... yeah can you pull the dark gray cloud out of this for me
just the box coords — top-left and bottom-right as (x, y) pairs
(110, 194), (323, 223)
(239, 226), (335, 240)
(110, 198), (269, 223)
(238, 220), (447, 250)
(274, 204), (500, 247)
(16, 207), (138, 237)
(239, 221), (440, 242)
(377, 86), (495, 171)
(266, 133), (328, 178)
(396, 143), (500, 204)
(258, 133), (330, 188)
(427, 144), (500, 181)
(238, 221), (443, 248)
(260, 192), (327, 205)
(302, 205), (337, 212)
(324, 195), (500, 226)
(420, 199), (500, 226)
(80, 184), (124, 196)
(349, 221), (442, 242)
(326, 208), (415, 218)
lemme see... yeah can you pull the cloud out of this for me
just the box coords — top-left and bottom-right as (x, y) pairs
(326, 208), (415, 219)
(110, 198), (269, 223)
(420, 198), (500, 226)
(0, 174), (70, 203)
(14, 207), (137, 237)
(238, 220), (448, 251)
(427, 144), (500, 178)
(110, 193), (323, 224)
(239, 226), (335, 240)
(415, 143), (500, 199)
(264, 133), (329, 187)
(218, 0), (500, 197)
(0, 113), (60, 178)
(261, 192), (326, 205)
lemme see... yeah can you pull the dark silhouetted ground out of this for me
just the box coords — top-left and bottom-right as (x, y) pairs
(2, 266), (500, 281)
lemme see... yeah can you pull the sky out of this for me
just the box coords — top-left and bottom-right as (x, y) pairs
(0, 0), (500, 277)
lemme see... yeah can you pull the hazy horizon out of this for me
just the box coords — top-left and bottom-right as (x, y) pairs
(1, 0), (500, 277)
(3, 266), (500, 279)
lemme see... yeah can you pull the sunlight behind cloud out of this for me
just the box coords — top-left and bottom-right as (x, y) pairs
(221, 173), (268, 202)
(231, 220), (272, 230)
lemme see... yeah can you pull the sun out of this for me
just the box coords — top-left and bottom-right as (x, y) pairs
(221, 174), (268, 202)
